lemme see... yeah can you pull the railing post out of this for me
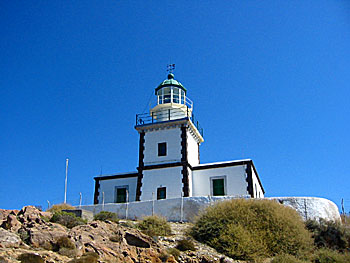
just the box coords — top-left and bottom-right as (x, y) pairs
(168, 109), (171, 121)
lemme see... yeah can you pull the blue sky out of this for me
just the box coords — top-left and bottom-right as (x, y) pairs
(1, 1), (349, 211)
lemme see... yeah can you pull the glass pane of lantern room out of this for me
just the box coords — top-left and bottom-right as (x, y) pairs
(173, 88), (179, 103)
(181, 90), (185, 104)
(157, 90), (163, 104)
(163, 87), (171, 103)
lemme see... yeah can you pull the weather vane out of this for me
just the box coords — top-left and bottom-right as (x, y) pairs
(167, 64), (175, 74)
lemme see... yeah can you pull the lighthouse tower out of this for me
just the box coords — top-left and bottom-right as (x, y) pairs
(135, 73), (204, 201)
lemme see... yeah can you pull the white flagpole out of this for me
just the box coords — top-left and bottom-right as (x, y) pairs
(64, 158), (69, 204)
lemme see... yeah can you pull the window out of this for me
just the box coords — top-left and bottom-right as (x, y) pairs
(157, 187), (166, 200)
(211, 177), (226, 196)
(173, 87), (180, 103)
(115, 186), (128, 203)
(158, 142), (167, 156)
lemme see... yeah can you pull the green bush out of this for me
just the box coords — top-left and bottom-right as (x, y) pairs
(190, 199), (313, 261)
(47, 203), (75, 213)
(17, 253), (44, 263)
(50, 211), (86, 229)
(272, 254), (311, 263)
(312, 248), (350, 263)
(176, 239), (196, 251)
(68, 252), (99, 263)
(52, 236), (77, 258)
(137, 215), (172, 237)
(159, 248), (181, 262)
(305, 219), (350, 252)
(93, 211), (119, 223)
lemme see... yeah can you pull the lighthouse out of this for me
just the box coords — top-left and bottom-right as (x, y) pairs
(93, 72), (264, 205)
(135, 73), (204, 201)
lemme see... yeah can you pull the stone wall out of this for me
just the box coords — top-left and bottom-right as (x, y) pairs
(80, 196), (340, 222)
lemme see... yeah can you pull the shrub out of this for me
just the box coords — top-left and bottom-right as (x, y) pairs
(190, 199), (313, 261)
(93, 211), (119, 223)
(52, 236), (77, 258)
(68, 252), (99, 263)
(50, 211), (86, 229)
(271, 254), (311, 263)
(17, 253), (44, 263)
(137, 215), (172, 237)
(47, 203), (75, 213)
(120, 220), (137, 228)
(305, 219), (350, 251)
(176, 239), (196, 251)
(312, 248), (350, 263)
(159, 248), (181, 262)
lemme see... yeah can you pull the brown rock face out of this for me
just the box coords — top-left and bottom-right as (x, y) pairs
(0, 228), (22, 248)
(0, 206), (166, 262)
(69, 220), (162, 262)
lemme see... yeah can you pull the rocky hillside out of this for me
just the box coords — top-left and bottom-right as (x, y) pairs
(0, 206), (237, 263)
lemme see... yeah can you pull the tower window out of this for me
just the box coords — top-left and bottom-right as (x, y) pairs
(158, 142), (167, 156)
(157, 187), (166, 200)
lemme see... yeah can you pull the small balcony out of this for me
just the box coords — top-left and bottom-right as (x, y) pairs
(135, 107), (203, 137)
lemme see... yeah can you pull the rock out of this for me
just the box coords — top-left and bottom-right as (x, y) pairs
(0, 228), (22, 248)
(1, 214), (21, 232)
(68, 220), (161, 262)
(26, 223), (68, 249)
(17, 206), (46, 225)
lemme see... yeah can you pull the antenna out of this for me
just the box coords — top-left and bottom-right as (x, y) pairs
(64, 158), (69, 204)
(167, 64), (175, 74)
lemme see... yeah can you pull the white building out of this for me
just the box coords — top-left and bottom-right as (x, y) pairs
(93, 73), (264, 204)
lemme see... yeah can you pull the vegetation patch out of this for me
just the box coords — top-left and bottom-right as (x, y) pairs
(17, 253), (44, 263)
(312, 248), (350, 263)
(305, 219), (350, 252)
(271, 254), (311, 263)
(176, 239), (196, 251)
(137, 215), (172, 237)
(47, 203), (75, 213)
(93, 211), (119, 223)
(50, 211), (86, 229)
(190, 199), (313, 261)
(159, 248), (181, 262)
(52, 236), (77, 258)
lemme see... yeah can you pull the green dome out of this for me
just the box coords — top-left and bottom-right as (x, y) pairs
(155, 73), (187, 94)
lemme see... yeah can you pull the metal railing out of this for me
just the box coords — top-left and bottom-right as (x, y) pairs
(136, 107), (203, 137)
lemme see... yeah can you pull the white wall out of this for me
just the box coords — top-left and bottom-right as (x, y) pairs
(251, 166), (264, 198)
(187, 130), (199, 166)
(192, 165), (248, 197)
(144, 128), (181, 165)
(141, 166), (183, 201)
(80, 196), (340, 222)
(98, 176), (138, 203)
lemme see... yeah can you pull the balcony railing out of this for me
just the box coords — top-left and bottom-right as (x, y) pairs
(135, 108), (203, 137)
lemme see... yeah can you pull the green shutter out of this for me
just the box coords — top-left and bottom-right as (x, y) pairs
(213, 179), (225, 196)
(116, 188), (127, 203)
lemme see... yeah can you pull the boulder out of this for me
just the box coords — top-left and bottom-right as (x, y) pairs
(1, 214), (21, 232)
(0, 228), (22, 248)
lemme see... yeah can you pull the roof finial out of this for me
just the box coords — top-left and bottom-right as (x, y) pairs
(167, 64), (175, 79)
(167, 64), (175, 74)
